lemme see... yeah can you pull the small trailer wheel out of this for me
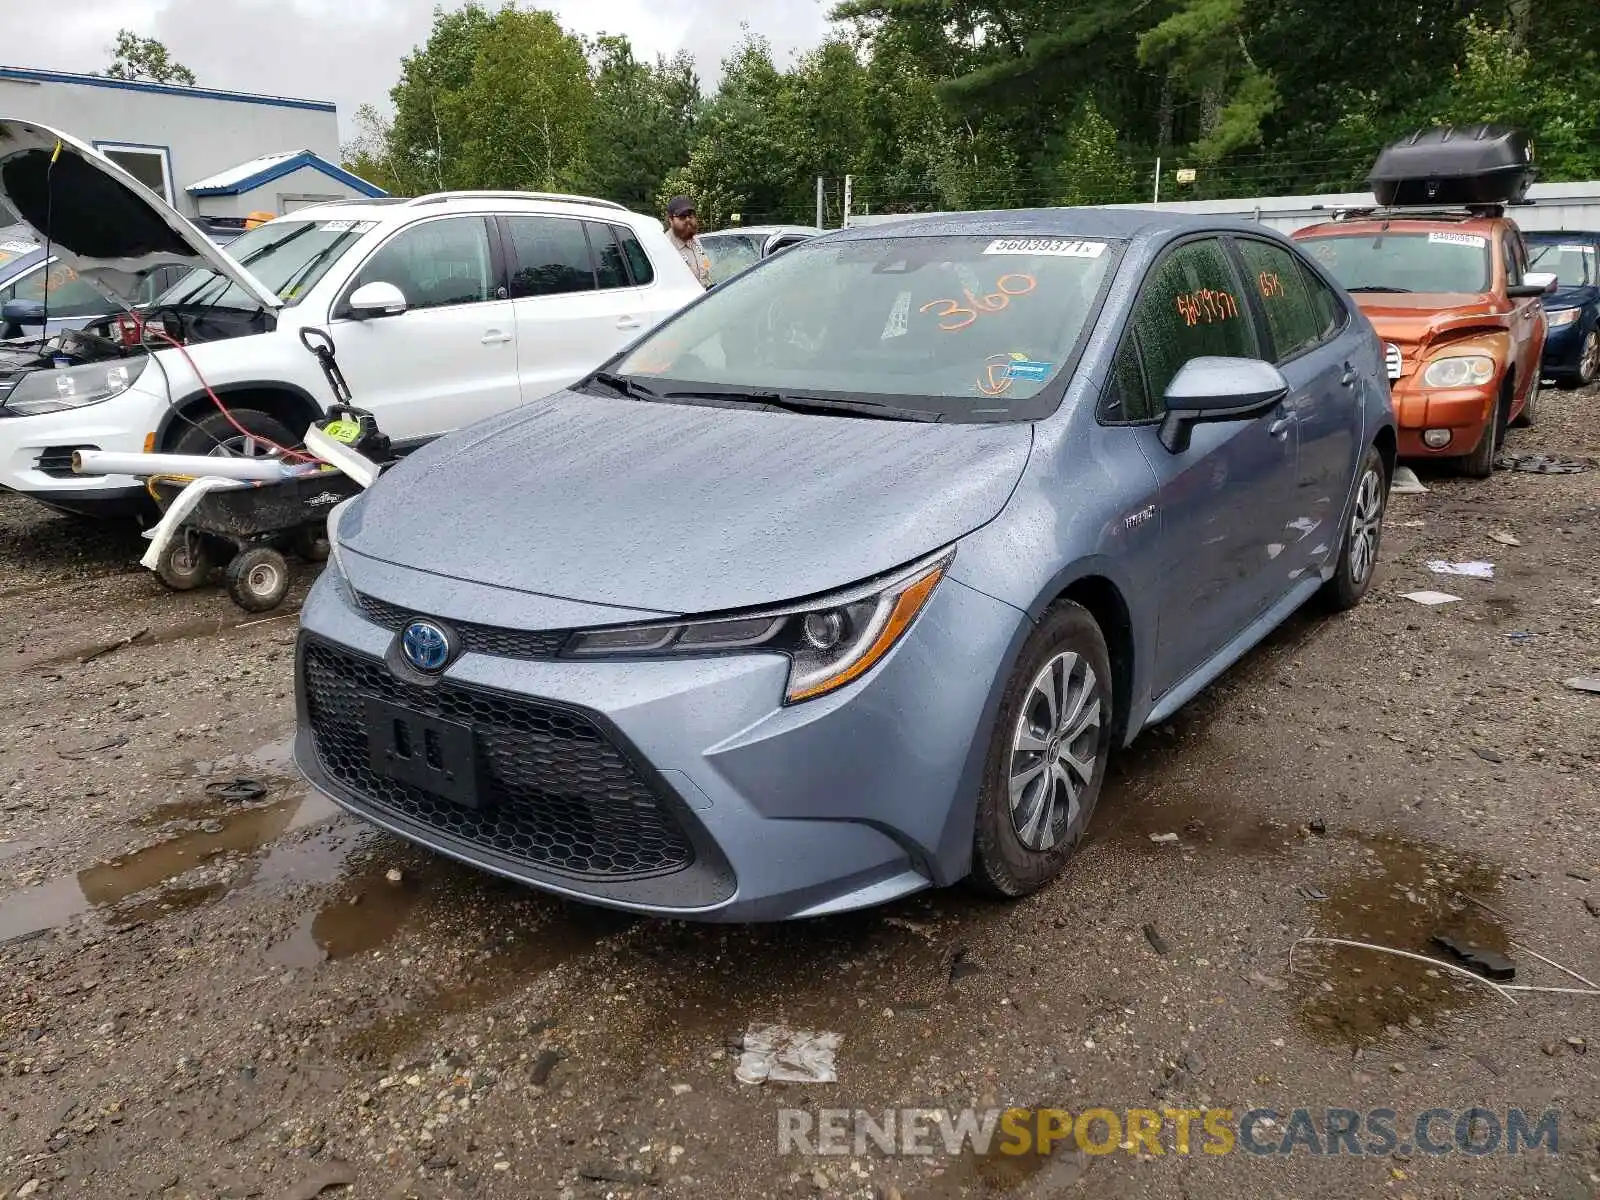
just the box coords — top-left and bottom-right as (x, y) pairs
(155, 533), (212, 591)
(226, 547), (291, 613)
(292, 524), (331, 563)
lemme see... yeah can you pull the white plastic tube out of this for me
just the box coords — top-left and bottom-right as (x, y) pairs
(303, 424), (381, 488)
(74, 449), (292, 482)
(138, 476), (249, 570)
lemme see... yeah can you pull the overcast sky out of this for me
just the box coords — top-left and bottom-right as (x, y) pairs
(0, 0), (834, 143)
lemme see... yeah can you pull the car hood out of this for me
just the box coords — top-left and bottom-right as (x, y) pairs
(0, 118), (280, 312)
(1352, 293), (1512, 347)
(1545, 284), (1598, 311)
(342, 392), (1034, 615)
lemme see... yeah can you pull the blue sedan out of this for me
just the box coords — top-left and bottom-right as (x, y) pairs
(1527, 232), (1599, 389)
(295, 209), (1396, 921)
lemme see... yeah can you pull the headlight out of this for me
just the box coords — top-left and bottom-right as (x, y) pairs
(3, 356), (148, 415)
(567, 550), (953, 704)
(1547, 307), (1583, 328)
(1421, 355), (1495, 389)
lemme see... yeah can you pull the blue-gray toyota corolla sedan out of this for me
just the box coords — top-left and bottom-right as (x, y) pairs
(294, 209), (1396, 922)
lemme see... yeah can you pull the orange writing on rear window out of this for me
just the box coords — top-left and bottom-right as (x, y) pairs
(1175, 289), (1238, 327)
(1257, 271), (1285, 299)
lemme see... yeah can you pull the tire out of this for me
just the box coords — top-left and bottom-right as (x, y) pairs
(292, 524), (331, 563)
(1459, 385), (1509, 479)
(170, 409), (299, 459)
(1321, 444), (1387, 612)
(1510, 373), (1539, 428)
(970, 601), (1114, 899)
(1560, 328), (1600, 390)
(154, 532), (212, 591)
(225, 547), (291, 613)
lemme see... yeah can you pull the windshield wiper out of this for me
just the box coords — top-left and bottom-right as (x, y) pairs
(587, 370), (662, 401)
(1346, 285), (1414, 293)
(660, 386), (940, 422)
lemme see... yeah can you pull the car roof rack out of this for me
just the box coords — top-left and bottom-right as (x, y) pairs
(405, 190), (629, 212)
(1331, 203), (1505, 223)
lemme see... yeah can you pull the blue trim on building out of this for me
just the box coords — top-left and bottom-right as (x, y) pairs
(0, 65), (336, 113)
(187, 151), (387, 198)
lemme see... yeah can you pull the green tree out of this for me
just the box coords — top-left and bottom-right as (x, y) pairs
(582, 37), (700, 209)
(103, 30), (196, 85)
(1056, 97), (1136, 205)
(386, 3), (498, 192)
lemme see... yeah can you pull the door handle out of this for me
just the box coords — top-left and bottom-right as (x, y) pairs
(1268, 414), (1295, 439)
(481, 330), (512, 345)
(616, 317), (640, 331)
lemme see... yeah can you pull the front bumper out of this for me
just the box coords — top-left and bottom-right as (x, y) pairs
(1390, 381), (1496, 458)
(0, 377), (162, 509)
(1540, 317), (1588, 376)
(293, 566), (1026, 922)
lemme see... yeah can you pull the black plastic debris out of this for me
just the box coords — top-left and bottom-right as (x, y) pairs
(1309, 819), (1328, 837)
(1297, 885), (1328, 902)
(1496, 452), (1597, 475)
(1143, 923), (1169, 955)
(204, 777), (268, 803)
(1430, 934), (1515, 981)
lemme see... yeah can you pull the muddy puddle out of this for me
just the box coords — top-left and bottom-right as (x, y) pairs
(1290, 832), (1507, 1045)
(0, 787), (342, 945)
(1098, 772), (1296, 857)
(25, 607), (300, 670)
(914, 1140), (1081, 1199)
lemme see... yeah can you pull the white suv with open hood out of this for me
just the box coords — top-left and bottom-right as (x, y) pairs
(0, 119), (703, 518)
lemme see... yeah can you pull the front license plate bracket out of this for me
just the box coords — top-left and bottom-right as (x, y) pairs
(363, 696), (482, 809)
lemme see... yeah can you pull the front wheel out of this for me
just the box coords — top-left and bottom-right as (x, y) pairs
(1321, 444), (1387, 612)
(970, 602), (1113, 899)
(225, 547), (291, 613)
(1559, 329), (1600, 390)
(1459, 386), (1509, 479)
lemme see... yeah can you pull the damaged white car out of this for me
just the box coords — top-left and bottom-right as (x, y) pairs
(0, 119), (703, 519)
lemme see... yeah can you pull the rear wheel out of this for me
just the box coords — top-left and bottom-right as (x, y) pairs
(971, 602), (1113, 899)
(225, 547), (290, 613)
(1321, 444), (1387, 612)
(1459, 385), (1509, 479)
(154, 531), (212, 591)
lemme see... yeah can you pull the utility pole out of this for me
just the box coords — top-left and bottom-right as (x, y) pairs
(843, 175), (853, 228)
(816, 176), (825, 230)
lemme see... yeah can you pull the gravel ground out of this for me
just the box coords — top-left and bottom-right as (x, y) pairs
(1, 387), (1598, 1200)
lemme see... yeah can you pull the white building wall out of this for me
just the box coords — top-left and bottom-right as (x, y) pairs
(0, 68), (339, 217)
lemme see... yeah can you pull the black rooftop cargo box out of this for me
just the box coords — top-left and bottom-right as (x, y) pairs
(1367, 125), (1536, 207)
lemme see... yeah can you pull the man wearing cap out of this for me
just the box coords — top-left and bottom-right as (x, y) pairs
(665, 196), (713, 289)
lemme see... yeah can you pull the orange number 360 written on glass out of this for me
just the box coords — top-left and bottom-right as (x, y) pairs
(920, 274), (1037, 332)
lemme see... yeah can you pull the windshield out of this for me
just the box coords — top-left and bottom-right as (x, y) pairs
(0, 225), (35, 273)
(609, 233), (1119, 420)
(1299, 231), (1491, 294)
(1528, 240), (1597, 287)
(154, 218), (374, 310)
(700, 233), (765, 285)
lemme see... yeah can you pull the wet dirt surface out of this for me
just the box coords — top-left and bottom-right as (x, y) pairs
(2, 389), (1599, 1199)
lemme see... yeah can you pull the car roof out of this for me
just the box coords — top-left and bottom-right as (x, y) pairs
(828, 206), (1287, 244)
(1296, 215), (1503, 238)
(284, 194), (653, 226)
(1524, 229), (1600, 242)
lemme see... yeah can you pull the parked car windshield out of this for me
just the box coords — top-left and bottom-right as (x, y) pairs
(1528, 240), (1597, 287)
(1298, 230), (1491, 294)
(154, 219), (370, 311)
(609, 233), (1120, 420)
(700, 233), (765, 285)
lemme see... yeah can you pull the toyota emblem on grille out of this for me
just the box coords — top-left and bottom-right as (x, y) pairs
(401, 620), (453, 672)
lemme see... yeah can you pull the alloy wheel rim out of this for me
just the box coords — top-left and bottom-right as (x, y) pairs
(1349, 467), (1383, 585)
(1583, 331), (1600, 383)
(210, 433), (272, 458)
(1008, 651), (1102, 851)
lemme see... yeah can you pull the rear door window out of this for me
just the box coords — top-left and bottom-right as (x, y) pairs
(502, 215), (596, 298)
(612, 225), (655, 286)
(1235, 238), (1325, 362)
(584, 222), (631, 290)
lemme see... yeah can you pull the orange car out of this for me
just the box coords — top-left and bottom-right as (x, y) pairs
(1294, 212), (1551, 476)
(1293, 125), (1555, 477)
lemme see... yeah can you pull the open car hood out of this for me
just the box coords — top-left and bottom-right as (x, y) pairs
(0, 118), (281, 313)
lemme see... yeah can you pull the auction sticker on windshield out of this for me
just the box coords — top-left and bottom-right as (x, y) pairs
(985, 238), (1107, 258)
(1428, 232), (1487, 247)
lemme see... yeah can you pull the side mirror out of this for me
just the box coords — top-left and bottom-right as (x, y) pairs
(763, 233), (812, 257)
(1508, 270), (1558, 299)
(347, 281), (408, 319)
(1158, 357), (1290, 454)
(2, 298), (47, 329)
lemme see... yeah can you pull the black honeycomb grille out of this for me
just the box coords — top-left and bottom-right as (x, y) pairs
(301, 639), (694, 879)
(353, 592), (572, 659)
